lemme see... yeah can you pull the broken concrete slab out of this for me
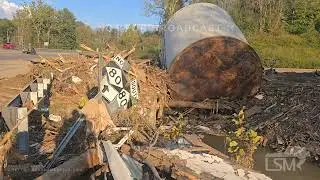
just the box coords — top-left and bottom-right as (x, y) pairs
(163, 149), (271, 180)
(1, 107), (28, 130)
(16, 107), (29, 155)
(37, 78), (51, 90)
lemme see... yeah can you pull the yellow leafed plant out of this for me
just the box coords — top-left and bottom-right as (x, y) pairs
(226, 107), (262, 168)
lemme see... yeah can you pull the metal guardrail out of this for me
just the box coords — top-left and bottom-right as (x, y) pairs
(0, 77), (51, 155)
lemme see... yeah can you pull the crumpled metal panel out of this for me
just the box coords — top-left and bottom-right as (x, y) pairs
(163, 3), (262, 100)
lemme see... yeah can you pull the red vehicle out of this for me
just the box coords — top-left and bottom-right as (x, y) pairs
(2, 42), (15, 49)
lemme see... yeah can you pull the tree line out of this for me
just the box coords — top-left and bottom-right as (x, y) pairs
(1, 0), (319, 67)
(145, 0), (320, 35)
(0, 0), (160, 59)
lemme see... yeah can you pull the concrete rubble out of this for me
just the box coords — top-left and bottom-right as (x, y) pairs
(163, 149), (271, 180)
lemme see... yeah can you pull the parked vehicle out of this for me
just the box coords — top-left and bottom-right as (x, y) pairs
(2, 42), (15, 49)
(22, 47), (37, 55)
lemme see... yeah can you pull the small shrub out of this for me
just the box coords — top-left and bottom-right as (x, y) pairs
(226, 108), (262, 168)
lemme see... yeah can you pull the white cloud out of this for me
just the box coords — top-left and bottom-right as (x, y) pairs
(0, 0), (20, 19)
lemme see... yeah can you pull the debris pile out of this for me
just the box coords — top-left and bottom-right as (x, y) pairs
(242, 71), (320, 163)
(3, 47), (319, 179)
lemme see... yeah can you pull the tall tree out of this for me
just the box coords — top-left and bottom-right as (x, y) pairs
(119, 25), (142, 49)
(144, 0), (185, 24)
(0, 19), (15, 43)
(13, 6), (33, 48)
(28, 0), (55, 47)
(52, 8), (77, 49)
(284, 0), (320, 34)
(76, 21), (95, 48)
(94, 26), (112, 50)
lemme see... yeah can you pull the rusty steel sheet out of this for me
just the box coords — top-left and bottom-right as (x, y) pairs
(168, 37), (262, 101)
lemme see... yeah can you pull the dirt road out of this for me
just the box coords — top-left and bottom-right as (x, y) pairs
(0, 49), (78, 78)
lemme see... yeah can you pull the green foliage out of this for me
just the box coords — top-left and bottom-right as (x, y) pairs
(0, 19), (15, 43)
(75, 21), (95, 48)
(120, 25), (142, 49)
(52, 8), (77, 49)
(226, 108), (262, 168)
(94, 26), (113, 50)
(45, 8), (77, 49)
(249, 32), (320, 68)
(136, 31), (161, 60)
(13, 0), (77, 49)
(314, 18), (320, 33)
(144, 0), (184, 24)
(284, 0), (320, 34)
(28, 0), (56, 46)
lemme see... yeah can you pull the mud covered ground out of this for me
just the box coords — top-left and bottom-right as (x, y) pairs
(175, 70), (320, 166)
(246, 71), (320, 164)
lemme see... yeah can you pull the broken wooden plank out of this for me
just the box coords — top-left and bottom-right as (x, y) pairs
(123, 47), (136, 58)
(114, 130), (134, 149)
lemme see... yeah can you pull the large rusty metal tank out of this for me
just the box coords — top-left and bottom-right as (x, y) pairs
(163, 3), (263, 101)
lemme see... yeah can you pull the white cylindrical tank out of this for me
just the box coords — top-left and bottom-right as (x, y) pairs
(163, 3), (262, 101)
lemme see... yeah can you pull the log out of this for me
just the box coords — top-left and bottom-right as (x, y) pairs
(123, 47), (136, 58)
(80, 44), (95, 52)
(36, 149), (102, 180)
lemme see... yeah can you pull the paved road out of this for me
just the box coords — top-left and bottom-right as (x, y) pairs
(0, 48), (79, 108)
(0, 48), (78, 79)
(0, 49), (38, 61)
(0, 48), (78, 61)
(0, 49), (35, 79)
